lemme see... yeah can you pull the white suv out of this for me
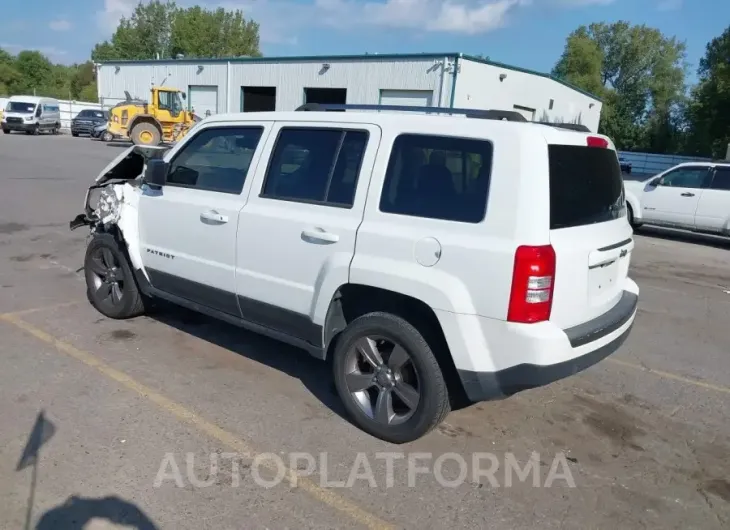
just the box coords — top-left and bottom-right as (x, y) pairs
(70, 105), (639, 443)
(624, 162), (730, 234)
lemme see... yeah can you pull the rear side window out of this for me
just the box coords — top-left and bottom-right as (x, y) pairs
(548, 145), (624, 229)
(262, 128), (368, 207)
(380, 134), (493, 223)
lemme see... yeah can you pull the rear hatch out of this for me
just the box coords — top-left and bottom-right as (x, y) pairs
(547, 134), (633, 330)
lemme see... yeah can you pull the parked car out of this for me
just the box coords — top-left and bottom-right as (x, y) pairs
(2, 96), (61, 135)
(69, 104), (639, 443)
(72, 109), (109, 137)
(91, 122), (115, 142)
(619, 157), (632, 174)
(624, 162), (730, 234)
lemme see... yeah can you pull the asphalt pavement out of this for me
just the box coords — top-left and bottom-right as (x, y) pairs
(1, 133), (729, 530)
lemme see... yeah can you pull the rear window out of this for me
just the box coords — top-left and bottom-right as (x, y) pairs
(548, 145), (624, 230)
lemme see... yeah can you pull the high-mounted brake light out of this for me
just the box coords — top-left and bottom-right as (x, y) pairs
(507, 245), (556, 323)
(587, 136), (609, 148)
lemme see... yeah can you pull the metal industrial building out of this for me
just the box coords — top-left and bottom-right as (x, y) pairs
(96, 52), (603, 131)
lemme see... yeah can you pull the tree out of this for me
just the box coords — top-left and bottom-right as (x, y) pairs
(552, 21), (687, 151)
(92, 0), (261, 61)
(13, 51), (54, 94)
(685, 25), (730, 158)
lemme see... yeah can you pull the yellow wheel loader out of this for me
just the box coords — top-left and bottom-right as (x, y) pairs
(107, 87), (200, 147)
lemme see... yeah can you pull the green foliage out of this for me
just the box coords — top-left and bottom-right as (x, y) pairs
(552, 21), (688, 152)
(92, 0), (261, 61)
(0, 49), (98, 101)
(684, 26), (730, 158)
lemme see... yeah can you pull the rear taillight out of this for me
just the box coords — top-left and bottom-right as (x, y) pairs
(587, 136), (609, 148)
(507, 245), (556, 324)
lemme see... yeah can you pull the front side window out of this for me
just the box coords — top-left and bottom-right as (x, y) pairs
(659, 167), (709, 189)
(167, 127), (264, 194)
(262, 128), (368, 207)
(380, 134), (493, 223)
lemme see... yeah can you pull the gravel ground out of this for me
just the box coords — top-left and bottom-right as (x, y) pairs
(0, 133), (728, 530)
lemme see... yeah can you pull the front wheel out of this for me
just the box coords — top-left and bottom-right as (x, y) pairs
(332, 312), (451, 443)
(84, 233), (146, 319)
(131, 122), (161, 146)
(102, 131), (114, 142)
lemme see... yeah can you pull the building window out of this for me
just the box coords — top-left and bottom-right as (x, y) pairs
(549, 99), (554, 110)
(241, 86), (276, 112)
(304, 88), (347, 106)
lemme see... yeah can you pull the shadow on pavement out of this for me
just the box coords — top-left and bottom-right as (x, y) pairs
(151, 303), (348, 420)
(36, 495), (159, 530)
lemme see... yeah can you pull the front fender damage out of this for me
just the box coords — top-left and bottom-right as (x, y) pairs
(69, 144), (168, 273)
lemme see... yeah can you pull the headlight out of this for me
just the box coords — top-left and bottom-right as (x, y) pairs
(25, 116), (34, 121)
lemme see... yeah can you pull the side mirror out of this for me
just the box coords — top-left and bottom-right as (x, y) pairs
(181, 93), (187, 100)
(144, 159), (168, 188)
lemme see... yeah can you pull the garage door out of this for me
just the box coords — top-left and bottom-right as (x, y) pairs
(189, 86), (219, 118)
(379, 90), (433, 109)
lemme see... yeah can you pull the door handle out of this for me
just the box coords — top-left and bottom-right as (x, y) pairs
(680, 192), (695, 197)
(301, 228), (339, 244)
(200, 210), (228, 224)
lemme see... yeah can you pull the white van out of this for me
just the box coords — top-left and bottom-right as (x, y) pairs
(2, 96), (61, 135)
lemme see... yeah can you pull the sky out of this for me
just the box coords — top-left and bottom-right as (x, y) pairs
(2, 0), (729, 83)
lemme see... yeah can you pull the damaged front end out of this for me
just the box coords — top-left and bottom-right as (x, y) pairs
(70, 145), (169, 232)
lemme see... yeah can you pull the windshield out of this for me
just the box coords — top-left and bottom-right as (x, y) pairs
(8, 102), (36, 113)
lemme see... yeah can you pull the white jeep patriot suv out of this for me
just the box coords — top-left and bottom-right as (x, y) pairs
(70, 104), (639, 443)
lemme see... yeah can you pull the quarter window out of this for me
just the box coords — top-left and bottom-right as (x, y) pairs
(167, 127), (263, 194)
(261, 128), (368, 207)
(379, 134), (493, 223)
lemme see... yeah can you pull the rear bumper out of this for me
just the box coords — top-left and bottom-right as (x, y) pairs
(447, 284), (639, 403)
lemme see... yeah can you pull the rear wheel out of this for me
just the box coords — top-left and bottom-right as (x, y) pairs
(627, 204), (641, 229)
(84, 233), (146, 319)
(333, 312), (451, 443)
(131, 122), (161, 146)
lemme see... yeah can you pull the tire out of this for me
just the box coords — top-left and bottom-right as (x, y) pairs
(72, 132), (79, 137)
(32, 125), (40, 135)
(2, 128), (8, 134)
(332, 312), (451, 443)
(102, 131), (114, 143)
(84, 233), (146, 319)
(627, 204), (641, 229)
(131, 122), (161, 146)
(53, 123), (60, 135)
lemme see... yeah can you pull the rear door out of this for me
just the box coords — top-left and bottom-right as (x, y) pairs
(547, 138), (633, 329)
(694, 166), (730, 232)
(235, 122), (377, 346)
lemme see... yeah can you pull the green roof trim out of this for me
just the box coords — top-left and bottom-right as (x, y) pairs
(99, 51), (602, 102)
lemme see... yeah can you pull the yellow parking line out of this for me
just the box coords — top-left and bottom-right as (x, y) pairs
(607, 358), (730, 395)
(0, 312), (395, 530)
(0, 300), (80, 318)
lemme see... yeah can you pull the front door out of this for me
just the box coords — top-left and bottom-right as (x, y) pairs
(641, 166), (710, 228)
(235, 122), (378, 345)
(138, 123), (270, 315)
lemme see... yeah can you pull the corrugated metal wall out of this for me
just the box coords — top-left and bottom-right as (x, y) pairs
(97, 57), (452, 114)
(454, 58), (602, 133)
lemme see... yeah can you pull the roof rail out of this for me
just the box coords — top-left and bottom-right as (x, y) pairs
(294, 103), (528, 122)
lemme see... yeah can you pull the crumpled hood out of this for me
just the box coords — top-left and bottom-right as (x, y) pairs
(95, 144), (170, 184)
